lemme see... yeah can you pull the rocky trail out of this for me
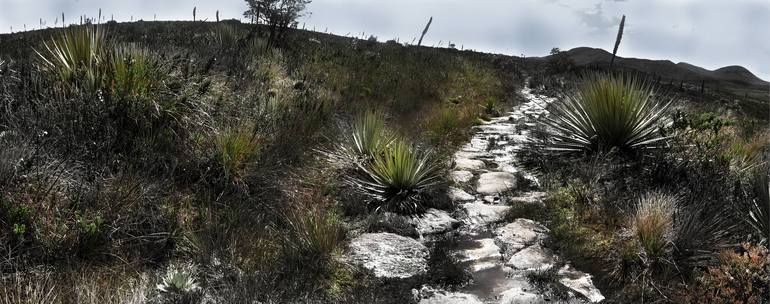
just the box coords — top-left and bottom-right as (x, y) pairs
(348, 84), (605, 304)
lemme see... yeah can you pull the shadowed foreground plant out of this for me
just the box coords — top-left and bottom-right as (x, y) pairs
(157, 263), (201, 302)
(283, 205), (345, 271)
(541, 73), (673, 153)
(633, 191), (675, 262)
(747, 166), (770, 244)
(351, 138), (442, 214)
(35, 25), (106, 87)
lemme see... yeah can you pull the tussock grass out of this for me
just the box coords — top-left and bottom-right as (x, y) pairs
(214, 124), (262, 182)
(283, 205), (345, 270)
(632, 191), (676, 261)
(107, 44), (160, 99)
(541, 73), (673, 153)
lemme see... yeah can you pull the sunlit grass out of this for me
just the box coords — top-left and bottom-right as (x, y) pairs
(633, 191), (675, 261)
(35, 25), (106, 88)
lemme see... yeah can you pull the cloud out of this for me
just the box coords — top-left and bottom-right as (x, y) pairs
(0, 0), (767, 80)
(578, 3), (620, 33)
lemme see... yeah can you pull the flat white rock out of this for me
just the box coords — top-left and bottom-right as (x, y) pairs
(558, 265), (605, 303)
(505, 245), (556, 272)
(411, 208), (459, 235)
(499, 286), (548, 304)
(450, 170), (474, 183)
(419, 292), (484, 304)
(494, 219), (550, 259)
(477, 172), (517, 194)
(449, 187), (476, 202)
(455, 238), (503, 272)
(348, 233), (428, 279)
(455, 157), (485, 170)
(462, 202), (511, 226)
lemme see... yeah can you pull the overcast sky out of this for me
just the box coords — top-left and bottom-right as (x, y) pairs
(1, 0), (768, 80)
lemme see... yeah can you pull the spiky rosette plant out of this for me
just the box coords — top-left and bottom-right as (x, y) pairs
(541, 73), (673, 153)
(35, 25), (106, 88)
(351, 138), (442, 214)
(324, 111), (392, 169)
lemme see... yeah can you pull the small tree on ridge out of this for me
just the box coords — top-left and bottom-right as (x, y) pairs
(244, 0), (312, 47)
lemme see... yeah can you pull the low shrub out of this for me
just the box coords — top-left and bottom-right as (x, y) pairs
(679, 243), (770, 303)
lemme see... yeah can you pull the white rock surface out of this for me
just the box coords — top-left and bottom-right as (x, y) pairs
(348, 233), (428, 279)
(508, 192), (547, 205)
(411, 208), (459, 235)
(499, 286), (547, 304)
(456, 238), (503, 272)
(462, 202), (511, 226)
(477, 172), (517, 194)
(505, 245), (556, 272)
(494, 219), (550, 259)
(558, 265), (605, 303)
(419, 292), (484, 304)
(449, 187), (475, 202)
(450, 170), (475, 184)
(455, 157), (486, 170)
(416, 286), (484, 304)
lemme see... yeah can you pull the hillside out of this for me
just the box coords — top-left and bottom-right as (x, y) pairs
(0, 20), (768, 304)
(541, 47), (768, 100)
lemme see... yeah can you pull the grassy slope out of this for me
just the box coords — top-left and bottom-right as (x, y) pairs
(0, 20), (525, 303)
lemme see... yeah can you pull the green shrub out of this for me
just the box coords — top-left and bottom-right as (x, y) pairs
(541, 73), (673, 153)
(215, 125), (262, 182)
(632, 191), (675, 262)
(352, 138), (442, 214)
(35, 25), (106, 88)
(426, 106), (461, 143)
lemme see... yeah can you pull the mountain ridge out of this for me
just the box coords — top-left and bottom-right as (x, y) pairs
(547, 47), (768, 87)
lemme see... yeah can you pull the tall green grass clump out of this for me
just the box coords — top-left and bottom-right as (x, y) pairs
(352, 138), (442, 214)
(632, 191), (676, 262)
(107, 44), (160, 99)
(284, 205), (345, 272)
(215, 125), (262, 182)
(542, 73), (673, 153)
(35, 25), (106, 88)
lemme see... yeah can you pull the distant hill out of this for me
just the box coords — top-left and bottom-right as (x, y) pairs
(541, 47), (768, 99)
